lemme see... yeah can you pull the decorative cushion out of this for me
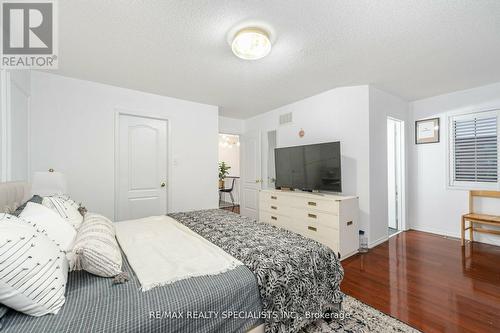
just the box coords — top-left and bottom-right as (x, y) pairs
(12, 195), (44, 217)
(0, 214), (69, 316)
(69, 213), (123, 278)
(19, 203), (77, 252)
(42, 195), (84, 229)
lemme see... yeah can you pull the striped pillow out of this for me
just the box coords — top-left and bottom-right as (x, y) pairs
(42, 195), (83, 229)
(69, 213), (123, 277)
(0, 214), (69, 316)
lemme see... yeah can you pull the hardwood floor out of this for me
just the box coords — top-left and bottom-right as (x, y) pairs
(220, 205), (240, 214)
(341, 230), (500, 333)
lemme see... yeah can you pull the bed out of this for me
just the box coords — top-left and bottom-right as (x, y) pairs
(0, 182), (344, 333)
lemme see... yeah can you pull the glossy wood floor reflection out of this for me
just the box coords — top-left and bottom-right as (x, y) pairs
(341, 231), (500, 333)
(220, 205), (240, 214)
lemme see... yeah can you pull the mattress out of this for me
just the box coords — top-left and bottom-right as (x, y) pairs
(0, 251), (263, 333)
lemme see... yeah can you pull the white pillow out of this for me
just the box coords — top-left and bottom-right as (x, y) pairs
(42, 195), (83, 229)
(69, 213), (123, 277)
(0, 214), (69, 316)
(19, 202), (76, 252)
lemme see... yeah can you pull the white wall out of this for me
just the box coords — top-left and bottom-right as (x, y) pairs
(369, 87), (409, 245)
(30, 72), (219, 220)
(244, 86), (374, 241)
(409, 82), (500, 246)
(219, 116), (244, 134)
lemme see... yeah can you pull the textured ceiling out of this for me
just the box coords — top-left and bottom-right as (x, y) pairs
(53, 0), (500, 118)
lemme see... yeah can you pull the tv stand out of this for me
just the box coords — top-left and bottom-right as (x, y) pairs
(259, 189), (359, 260)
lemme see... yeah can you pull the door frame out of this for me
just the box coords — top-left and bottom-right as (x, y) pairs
(387, 116), (407, 233)
(114, 108), (172, 220)
(0, 70), (31, 182)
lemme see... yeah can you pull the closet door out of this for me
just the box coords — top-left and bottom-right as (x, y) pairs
(240, 131), (262, 218)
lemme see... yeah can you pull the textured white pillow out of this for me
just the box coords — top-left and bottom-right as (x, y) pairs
(19, 202), (76, 252)
(42, 195), (83, 229)
(0, 214), (69, 316)
(69, 213), (123, 277)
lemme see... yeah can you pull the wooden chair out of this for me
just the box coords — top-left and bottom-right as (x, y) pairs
(461, 190), (500, 246)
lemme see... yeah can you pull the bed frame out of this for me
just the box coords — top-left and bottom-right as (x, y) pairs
(0, 181), (31, 214)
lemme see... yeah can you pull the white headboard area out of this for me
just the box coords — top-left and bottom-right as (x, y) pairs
(0, 182), (31, 214)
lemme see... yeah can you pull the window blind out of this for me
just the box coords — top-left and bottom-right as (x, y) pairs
(453, 114), (498, 183)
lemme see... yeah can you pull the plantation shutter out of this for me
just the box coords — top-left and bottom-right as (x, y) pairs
(452, 113), (498, 183)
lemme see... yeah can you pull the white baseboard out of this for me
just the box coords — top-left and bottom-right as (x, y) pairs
(410, 225), (500, 246)
(369, 235), (389, 249)
(410, 225), (460, 239)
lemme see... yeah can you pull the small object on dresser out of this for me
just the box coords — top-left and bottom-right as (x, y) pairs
(358, 230), (368, 253)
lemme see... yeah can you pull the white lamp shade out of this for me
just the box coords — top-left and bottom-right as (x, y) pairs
(31, 171), (68, 197)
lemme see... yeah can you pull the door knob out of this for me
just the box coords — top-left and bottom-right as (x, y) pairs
(160, 182), (166, 188)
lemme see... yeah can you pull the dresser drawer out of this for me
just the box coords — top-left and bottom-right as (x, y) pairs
(259, 198), (286, 215)
(299, 224), (339, 251)
(260, 191), (300, 206)
(260, 191), (284, 203)
(291, 208), (339, 230)
(296, 197), (339, 214)
(260, 211), (295, 230)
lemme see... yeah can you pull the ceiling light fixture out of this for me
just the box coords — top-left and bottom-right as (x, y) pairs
(231, 27), (271, 60)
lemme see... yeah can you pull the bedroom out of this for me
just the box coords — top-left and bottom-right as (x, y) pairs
(1, 1), (500, 333)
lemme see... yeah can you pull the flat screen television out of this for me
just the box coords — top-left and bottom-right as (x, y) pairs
(274, 141), (341, 192)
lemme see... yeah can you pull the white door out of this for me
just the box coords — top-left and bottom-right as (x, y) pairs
(387, 117), (404, 231)
(240, 131), (262, 218)
(117, 114), (168, 221)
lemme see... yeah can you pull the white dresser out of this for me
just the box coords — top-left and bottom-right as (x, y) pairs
(259, 189), (359, 259)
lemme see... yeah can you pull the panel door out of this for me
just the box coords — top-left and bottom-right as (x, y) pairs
(117, 114), (168, 221)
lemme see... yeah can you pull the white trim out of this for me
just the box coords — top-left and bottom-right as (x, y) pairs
(387, 116), (407, 231)
(369, 235), (389, 249)
(389, 229), (403, 238)
(5, 71), (11, 181)
(114, 108), (173, 221)
(8, 75), (31, 182)
(410, 226), (463, 242)
(0, 70), (7, 182)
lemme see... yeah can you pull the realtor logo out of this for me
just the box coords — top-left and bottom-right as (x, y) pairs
(1, 0), (58, 69)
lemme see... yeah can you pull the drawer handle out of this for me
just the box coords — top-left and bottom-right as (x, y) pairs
(308, 201), (317, 206)
(271, 216), (278, 221)
(271, 206), (277, 210)
(308, 226), (317, 232)
(308, 213), (317, 219)
(347, 221), (353, 226)
(271, 196), (277, 200)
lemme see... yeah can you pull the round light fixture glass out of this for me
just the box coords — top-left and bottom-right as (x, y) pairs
(231, 28), (271, 60)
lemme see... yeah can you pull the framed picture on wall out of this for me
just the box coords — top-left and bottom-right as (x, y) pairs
(415, 118), (440, 144)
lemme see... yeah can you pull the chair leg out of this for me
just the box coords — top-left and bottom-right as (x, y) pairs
(219, 192), (222, 205)
(469, 221), (474, 243)
(229, 192), (235, 206)
(461, 216), (465, 246)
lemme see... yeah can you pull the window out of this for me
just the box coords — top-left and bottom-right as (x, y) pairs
(449, 110), (499, 189)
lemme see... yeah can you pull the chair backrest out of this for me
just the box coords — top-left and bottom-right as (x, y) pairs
(228, 177), (236, 190)
(469, 190), (500, 213)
